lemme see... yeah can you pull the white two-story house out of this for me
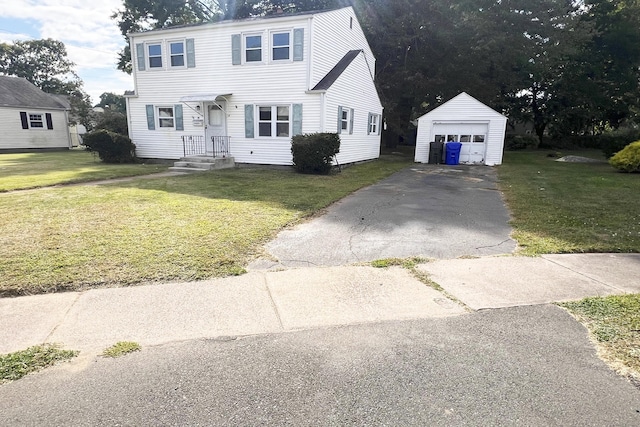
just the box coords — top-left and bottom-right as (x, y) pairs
(125, 6), (383, 166)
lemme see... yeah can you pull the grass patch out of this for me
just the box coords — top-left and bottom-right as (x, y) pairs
(560, 295), (640, 381)
(102, 341), (141, 358)
(0, 155), (412, 296)
(371, 257), (426, 269)
(0, 344), (78, 383)
(498, 150), (640, 254)
(0, 150), (167, 192)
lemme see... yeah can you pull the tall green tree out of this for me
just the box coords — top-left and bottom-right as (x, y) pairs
(96, 92), (127, 114)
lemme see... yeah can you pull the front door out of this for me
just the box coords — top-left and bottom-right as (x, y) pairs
(204, 101), (226, 156)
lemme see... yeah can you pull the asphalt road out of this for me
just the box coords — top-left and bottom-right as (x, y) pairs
(251, 164), (516, 269)
(2, 305), (639, 426)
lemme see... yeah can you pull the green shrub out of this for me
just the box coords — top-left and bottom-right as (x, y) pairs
(609, 140), (640, 172)
(505, 134), (539, 150)
(94, 110), (128, 135)
(83, 130), (137, 163)
(291, 133), (340, 174)
(601, 128), (640, 158)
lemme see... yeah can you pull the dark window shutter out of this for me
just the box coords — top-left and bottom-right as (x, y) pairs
(186, 38), (196, 68)
(293, 28), (304, 61)
(46, 113), (53, 130)
(175, 104), (184, 131)
(146, 105), (155, 130)
(136, 43), (146, 71)
(292, 104), (303, 136)
(244, 104), (254, 138)
(337, 106), (343, 134)
(367, 113), (372, 135)
(232, 34), (241, 65)
(20, 111), (28, 129)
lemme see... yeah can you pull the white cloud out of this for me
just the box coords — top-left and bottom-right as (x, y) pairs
(0, 0), (131, 103)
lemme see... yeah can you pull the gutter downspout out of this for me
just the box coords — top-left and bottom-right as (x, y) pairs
(65, 110), (72, 148)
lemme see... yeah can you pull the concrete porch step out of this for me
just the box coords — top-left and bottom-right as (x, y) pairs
(169, 156), (235, 173)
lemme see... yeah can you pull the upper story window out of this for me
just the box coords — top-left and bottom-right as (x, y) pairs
(158, 107), (175, 128)
(272, 32), (290, 61)
(245, 35), (262, 62)
(258, 105), (290, 137)
(169, 41), (185, 67)
(148, 44), (163, 68)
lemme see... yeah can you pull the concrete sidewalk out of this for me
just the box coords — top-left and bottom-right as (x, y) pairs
(1, 254), (639, 356)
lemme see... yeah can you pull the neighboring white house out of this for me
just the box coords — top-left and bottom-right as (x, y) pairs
(125, 6), (383, 165)
(0, 76), (72, 151)
(414, 92), (507, 166)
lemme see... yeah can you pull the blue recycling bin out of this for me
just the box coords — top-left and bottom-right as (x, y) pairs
(445, 142), (462, 165)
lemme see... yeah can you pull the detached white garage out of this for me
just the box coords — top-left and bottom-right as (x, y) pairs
(414, 92), (507, 166)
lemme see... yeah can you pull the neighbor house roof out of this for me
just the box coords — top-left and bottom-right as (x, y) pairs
(0, 76), (70, 110)
(311, 50), (362, 91)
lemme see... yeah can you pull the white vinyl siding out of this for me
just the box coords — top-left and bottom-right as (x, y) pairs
(0, 107), (70, 150)
(414, 93), (507, 166)
(127, 7), (380, 164)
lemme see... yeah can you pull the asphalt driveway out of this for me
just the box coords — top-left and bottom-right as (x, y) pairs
(250, 164), (516, 269)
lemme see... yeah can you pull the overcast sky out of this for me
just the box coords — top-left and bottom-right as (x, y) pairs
(0, 0), (133, 105)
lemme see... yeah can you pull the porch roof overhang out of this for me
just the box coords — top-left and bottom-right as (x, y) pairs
(179, 93), (232, 103)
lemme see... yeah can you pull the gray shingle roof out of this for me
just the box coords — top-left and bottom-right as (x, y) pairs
(311, 50), (362, 91)
(0, 76), (70, 110)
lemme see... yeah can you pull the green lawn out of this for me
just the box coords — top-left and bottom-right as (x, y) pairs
(0, 155), (412, 296)
(497, 150), (640, 254)
(0, 150), (168, 192)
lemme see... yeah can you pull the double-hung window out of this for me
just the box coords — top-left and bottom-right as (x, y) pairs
(29, 113), (44, 128)
(245, 35), (262, 62)
(158, 107), (175, 128)
(169, 41), (185, 67)
(338, 106), (353, 134)
(258, 106), (290, 137)
(148, 43), (163, 68)
(368, 113), (380, 135)
(272, 31), (290, 61)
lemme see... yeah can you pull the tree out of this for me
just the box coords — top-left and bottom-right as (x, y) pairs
(0, 38), (92, 126)
(96, 92), (127, 114)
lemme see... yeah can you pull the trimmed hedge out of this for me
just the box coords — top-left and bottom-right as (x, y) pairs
(609, 141), (640, 173)
(83, 130), (137, 163)
(291, 133), (340, 174)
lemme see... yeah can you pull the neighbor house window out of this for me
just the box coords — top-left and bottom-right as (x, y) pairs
(169, 41), (185, 67)
(29, 113), (44, 128)
(158, 107), (175, 128)
(368, 113), (380, 135)
(245, 35), (262, 62)
(148, 43), (163, 68)
(258, 105), (290, 137)
(272, 31), (290, 61)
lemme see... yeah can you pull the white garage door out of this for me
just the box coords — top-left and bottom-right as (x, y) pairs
(433, 123), (488, 164)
